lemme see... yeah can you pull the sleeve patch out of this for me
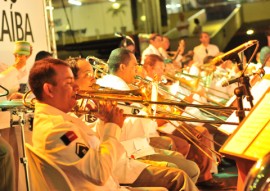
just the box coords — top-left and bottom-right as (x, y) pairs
(76, 143), (89, 158)
(60, 131), (78, 145)
(85, 114), (97, 123)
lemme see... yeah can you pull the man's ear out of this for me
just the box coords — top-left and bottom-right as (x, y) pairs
(43, 83), (54, 98)
(119, 63), (126, 71)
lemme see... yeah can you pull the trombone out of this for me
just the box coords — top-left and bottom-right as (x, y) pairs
(75, 89), (239, 125)
(75, 88), (237, 161)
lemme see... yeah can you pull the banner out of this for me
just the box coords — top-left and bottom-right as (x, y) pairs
(0, 0), (49, 80)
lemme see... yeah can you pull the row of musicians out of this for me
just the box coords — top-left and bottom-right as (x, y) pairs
(0, 48), (227, 190)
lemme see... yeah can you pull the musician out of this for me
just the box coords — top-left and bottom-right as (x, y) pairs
(141, 33), (163, 65)
(193, 32), (220, 65)
(142, 54), (225, 189)
(0, 52), (32, 100)
(260, 46), (270, 75)
(29, 57), (199, 191)
(67, 56), (200, 184)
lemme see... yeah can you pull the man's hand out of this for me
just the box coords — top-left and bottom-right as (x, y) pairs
(87, 100), (125, 128)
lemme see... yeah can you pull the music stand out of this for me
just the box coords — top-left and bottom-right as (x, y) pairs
(220, 87), (270, 190)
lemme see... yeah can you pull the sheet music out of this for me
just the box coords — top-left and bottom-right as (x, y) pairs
(220, 88), (270, 160)
(244, 120), (270, 159)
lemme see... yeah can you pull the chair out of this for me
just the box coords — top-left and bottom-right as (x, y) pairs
(26, 143), (168, 191)
(25, 143), (74, 191)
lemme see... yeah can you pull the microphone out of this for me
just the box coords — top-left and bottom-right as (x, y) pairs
(211, 40), (258, 65)
(114, 32), (126, 38)
(221, 70), (263, 87)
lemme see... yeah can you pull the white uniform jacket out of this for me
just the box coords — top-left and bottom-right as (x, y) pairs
(193, 44), (219, 65)
(32, 102), (143, 190)
(0, 65), (27, 100)
(97, 75), (159, 156)
(141, 44), (162, 65)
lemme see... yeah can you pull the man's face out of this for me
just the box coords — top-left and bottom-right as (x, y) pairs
(162, 38), (170, 50)
(200, 33), (210, 45)
(151, 36), (163, 49)
(50, 65), (79, 113)
(150, 61), (165, 81)
(75, 59), (96, 90)
(122, 53), (138, 84)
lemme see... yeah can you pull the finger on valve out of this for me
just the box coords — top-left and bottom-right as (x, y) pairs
(109, 106), (125, 128)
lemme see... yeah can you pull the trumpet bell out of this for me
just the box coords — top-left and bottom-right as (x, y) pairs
(166, 73), (200, 91)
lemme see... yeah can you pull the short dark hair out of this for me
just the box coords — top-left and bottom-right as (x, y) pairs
(29, 58), (69, 100)
(143, 54), (163, 70)
(108, 48), (132, 74)
(149, 33), (162, 42)
(65, 57), (84, 79)
(35, 51), (53, 61)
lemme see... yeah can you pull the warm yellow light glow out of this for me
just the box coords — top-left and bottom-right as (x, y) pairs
(112, 2), (120, 9)
(246, 29), (254, 35)
(140, 15), (146, 22)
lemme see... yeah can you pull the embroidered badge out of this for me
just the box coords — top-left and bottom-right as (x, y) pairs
(85, 114), (97, 123)
(76, 143), (89, 158)
(60, 131), (78, 145)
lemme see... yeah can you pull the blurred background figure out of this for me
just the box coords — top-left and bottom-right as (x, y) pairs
(119, 36), (136, 53)
(192, 18), (202, 36)
(35, 50), (53, 61)
(176, 12), (189, 38)
(193, 32), (220, 66)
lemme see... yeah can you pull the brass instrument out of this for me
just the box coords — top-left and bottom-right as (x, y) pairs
(164, 72), (200, 91)
(75, 89), (239, 125)
(22, 90), (36, 109)
(86, 56), (108, 78)
(244, 152), (270, 191)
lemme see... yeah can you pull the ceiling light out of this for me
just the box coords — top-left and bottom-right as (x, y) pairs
(68, 0), (82, 6)
(112, 3), (120, 9)
(246, 29), (254, 35)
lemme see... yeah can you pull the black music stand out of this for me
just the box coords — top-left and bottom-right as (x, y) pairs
(232, 57), (254, 123)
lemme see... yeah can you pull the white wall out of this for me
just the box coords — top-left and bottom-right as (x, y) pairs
(0, 0), (49, 67)
(53, 1), (134, 38)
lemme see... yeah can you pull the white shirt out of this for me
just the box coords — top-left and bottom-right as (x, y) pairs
(176, 20), (189, 37)
(32, 102), (146, 189)
(97, 74), (160, 157)
(0, 65), (27, 100)
(193, 44), (220, 65)
(141, 44), (162, 65)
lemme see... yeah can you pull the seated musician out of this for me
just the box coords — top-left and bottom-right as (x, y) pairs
(66, 56), (200, 185)
(28, 57), (199, 191)
(0, 46), (32, 100)
(142, 54), (225, 189)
